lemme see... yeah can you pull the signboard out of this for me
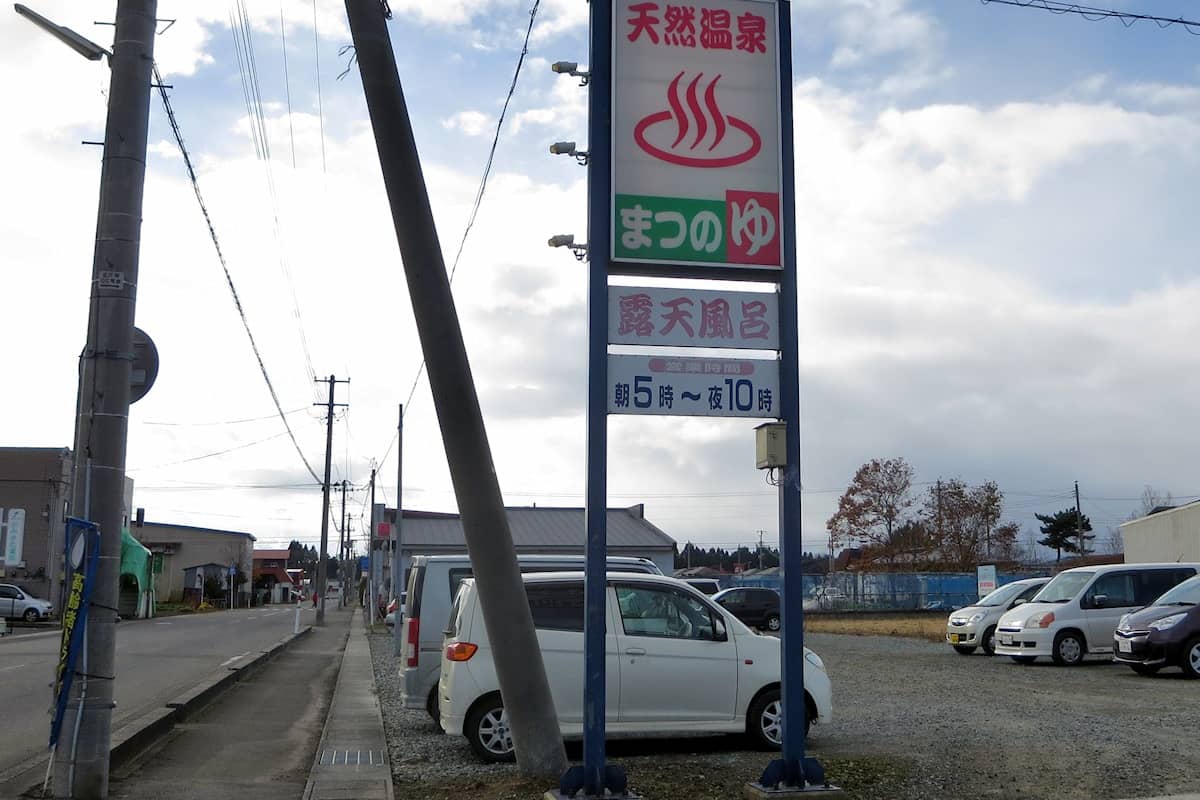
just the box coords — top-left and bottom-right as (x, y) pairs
(612, 0), (782, 273)
(50, 520), (99, 749)
(2, 508), (24, 565)
(608, 286), (778, 348)
(977, 565), (998, 599)
(608, 354), (779, 417)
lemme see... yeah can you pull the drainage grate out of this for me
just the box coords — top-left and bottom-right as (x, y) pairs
(318, 749), (387, 767)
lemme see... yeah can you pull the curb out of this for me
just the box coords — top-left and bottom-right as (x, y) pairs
(2, 626), (312, 797)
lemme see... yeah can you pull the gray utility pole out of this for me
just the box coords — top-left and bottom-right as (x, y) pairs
(392, 404), (404, 657)
(343, 0), (566, 777)
(339, 480), (348, 565)
(314, 375), (348, 626)
(1074, 481), (1085, 557)
(368, 469), (376, 625)
(53, 2), (157, 797)
(758, 530), (765, 570)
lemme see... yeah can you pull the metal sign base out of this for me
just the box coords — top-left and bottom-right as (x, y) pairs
(552, 765), (639, 799)
(746, 757), (842, 797)
(743, 783), (845, 799)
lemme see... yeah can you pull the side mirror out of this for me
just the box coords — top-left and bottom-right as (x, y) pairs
(1092, 594), (1107, 608)
(1011, 598), (1027, 608)
(713, 615), (728, 642)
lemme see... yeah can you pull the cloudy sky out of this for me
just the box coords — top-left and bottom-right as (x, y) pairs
(3, 0), (1199, 559)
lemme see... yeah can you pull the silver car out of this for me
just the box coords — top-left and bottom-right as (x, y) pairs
(0, 583), (54, 623)
(946, 578), (1047, 655)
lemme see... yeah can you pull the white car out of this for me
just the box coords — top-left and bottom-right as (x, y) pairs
(438, 572), (832, 762)
(994, 563), (1200, 665)
(0, 583), (54, 623)
(945, 578), (1048, 656)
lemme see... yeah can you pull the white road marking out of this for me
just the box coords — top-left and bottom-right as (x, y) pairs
(218, 651), (253, 668)
(155, 621), (173, 625)
(0, 663), (27, 673)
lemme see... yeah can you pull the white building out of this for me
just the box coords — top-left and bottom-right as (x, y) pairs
(1120, 501), (1200, 563)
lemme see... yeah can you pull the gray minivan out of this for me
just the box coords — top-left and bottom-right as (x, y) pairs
(399, 554), (662, 722)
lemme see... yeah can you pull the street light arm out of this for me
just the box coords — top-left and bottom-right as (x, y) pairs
(14, 3), (111, 62)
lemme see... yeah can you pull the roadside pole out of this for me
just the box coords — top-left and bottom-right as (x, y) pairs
(392, 404), (404, 657)
(54, 3), (157, 796)
(314, 375), (348, 626)
(343, 0), (567, 776)
(368, 469), (377, 626)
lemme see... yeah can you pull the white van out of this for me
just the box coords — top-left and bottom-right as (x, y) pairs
(994, 563), (1200, 665)
(439, 572), (833, 762)
(399, 554), (662, 720)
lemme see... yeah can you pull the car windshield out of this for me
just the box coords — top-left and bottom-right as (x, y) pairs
(1152, 576), (1200, 606)
(1033, 571), (1095, 603)
(977, 582), (1026, 607)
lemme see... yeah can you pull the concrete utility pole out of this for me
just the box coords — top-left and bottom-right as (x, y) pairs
(339, 480), (348, 565)
(51, 3), (157, 797)
(1074, 481), (1085, 557)
(343, 0), (566, 776)
(392, 404), (404, 657)
(315, 375), (348, 626)
(368, 469), (376, 625)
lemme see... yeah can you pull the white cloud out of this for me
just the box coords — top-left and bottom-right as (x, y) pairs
(442, 110), (494, 136)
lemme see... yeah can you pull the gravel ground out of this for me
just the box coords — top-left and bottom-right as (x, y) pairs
(369, 629), (1200, 799)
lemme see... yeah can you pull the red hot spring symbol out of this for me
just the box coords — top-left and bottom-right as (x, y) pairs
(634, 71), (762, 168)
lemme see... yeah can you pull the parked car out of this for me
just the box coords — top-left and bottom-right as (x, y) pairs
(711, 586), (781, 632)
(0, 583), (54, 622)
(945, 578), (1048, 655)
(683, 578), (722, 595)
(400, 554), (663, 722)
(438, 571), (833, 762)
(384, 592), (406, 629)
(1113, 574), (1200, 678)
(994, 563), (1200, 665)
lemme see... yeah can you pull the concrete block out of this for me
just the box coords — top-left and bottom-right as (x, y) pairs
(743, 782), (845, 799)
(110, 706), (179, 769)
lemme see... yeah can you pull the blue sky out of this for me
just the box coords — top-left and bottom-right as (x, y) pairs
(3, 0), (1200, 558)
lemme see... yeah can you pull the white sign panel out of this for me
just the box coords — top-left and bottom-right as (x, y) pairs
(977, 565), (997, 599)
(608, 286), (779, 348)
(2, 508), (24, 565)
(612, 0), (782, 272)
(609, 354), (779, 417)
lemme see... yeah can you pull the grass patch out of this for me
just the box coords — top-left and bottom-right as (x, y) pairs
(806, 613), (946, 643)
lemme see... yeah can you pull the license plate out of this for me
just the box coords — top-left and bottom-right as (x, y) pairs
(950, 634), (960, 643)
(1000, 637), (1013, 646)
(1118, 639), (1132, 653)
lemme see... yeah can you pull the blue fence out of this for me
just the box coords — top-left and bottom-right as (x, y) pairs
(723, 571), (1049, 611)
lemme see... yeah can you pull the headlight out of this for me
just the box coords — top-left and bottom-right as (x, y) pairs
(1026, 611), (1055, 629)
(949, 616), (966, 625)
(804, 650), (826, 672)
(1148, 613), (1187, 631)
(1002, 616), (1023, 630)
(1117, 614), (1131, 632)
(968, 612), (985, 623)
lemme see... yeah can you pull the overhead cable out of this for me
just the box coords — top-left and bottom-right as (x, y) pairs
(978, 0), (1200, 33)
(152, 63), (322, 484)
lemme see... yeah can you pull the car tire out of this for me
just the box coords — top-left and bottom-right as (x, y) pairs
(23, 608), (40, 623)
(746, 687), (803, 750)
(426, 688), (443, 730)
(465, 695), (516, 763)
(953, 645), (977, 655)
(982, 626), (997, 656)
(1010, 655), (1037, 665)
(1130, 664), (1160, 677)
(764, 613), (781, 632)
(1051, 631), (1086, 666)
(1180, 636), (1200, 679)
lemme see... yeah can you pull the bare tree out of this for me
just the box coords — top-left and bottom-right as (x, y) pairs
(1134, 485), (1174, 519)
(826, 457), (915, 565)
(1104, 526), (1124, 555)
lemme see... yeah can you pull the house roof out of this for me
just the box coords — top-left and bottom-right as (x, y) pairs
(253, 549), (291, 560)
(394, 505), (675, 550)
(137, 521), (256, 541)
(1120, 499), (1200, 529)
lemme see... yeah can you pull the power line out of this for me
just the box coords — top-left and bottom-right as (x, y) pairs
(375, 0), (544, 469)
(152, 63), (322, 484)
(128, 428), (298, 471)
(280, 4), (297, 169)
(312, 0), (328, 172)
(978, 0), (1200, 34)
(141, 407), (310, 427)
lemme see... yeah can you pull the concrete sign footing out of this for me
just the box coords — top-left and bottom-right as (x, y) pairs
(744, 782), (845, 799)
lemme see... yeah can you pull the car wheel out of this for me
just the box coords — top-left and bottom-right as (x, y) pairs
(952, 645), (977, 655)
(426, 688), (443, 731)
(1180, 636), (1200, 679)
(1010, 655), (1037, 665)
(23, 608), (40, 623)
(1131, 664), (1161, 677)
(764, 613), (781, 632)
(1051, 631), (1085, 666)
(982, 626), (997, 656)
(465, 696), (516, 763)
(746, 687), (802, 750)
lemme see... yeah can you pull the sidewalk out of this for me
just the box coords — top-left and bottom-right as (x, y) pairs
(302, 610), (394, 800)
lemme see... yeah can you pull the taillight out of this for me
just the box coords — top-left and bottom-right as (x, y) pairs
(444, 642), (478, 662)
(405, 618), (420, 668)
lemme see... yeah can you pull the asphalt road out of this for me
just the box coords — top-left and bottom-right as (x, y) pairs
(0, 605), (317, 776)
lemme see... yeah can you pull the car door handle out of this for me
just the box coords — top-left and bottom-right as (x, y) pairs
(624, 647), (646, 656)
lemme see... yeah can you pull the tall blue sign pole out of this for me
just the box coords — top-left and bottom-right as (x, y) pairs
(582, 0), (614, 792)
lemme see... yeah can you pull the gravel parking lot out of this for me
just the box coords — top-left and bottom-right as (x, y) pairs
(369, 629), (1200, 799)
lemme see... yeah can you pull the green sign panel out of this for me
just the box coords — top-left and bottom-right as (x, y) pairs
(614, 194), (728, 263)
